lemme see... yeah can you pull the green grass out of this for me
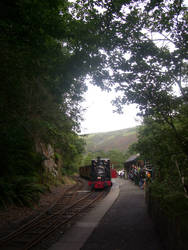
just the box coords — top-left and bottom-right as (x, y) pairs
(83, 127), (138, 153)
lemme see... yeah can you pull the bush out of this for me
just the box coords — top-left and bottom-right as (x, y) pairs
(0, 176), (47, 208)
(146, 181), (188, 250)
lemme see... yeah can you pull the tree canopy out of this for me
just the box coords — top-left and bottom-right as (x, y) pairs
(0, 0), (187, 206)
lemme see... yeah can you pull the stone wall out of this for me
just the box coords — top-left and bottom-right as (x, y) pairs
(35, 142), (62, 181)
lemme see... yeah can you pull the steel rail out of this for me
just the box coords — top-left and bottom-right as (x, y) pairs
(0, 178), (84, 245)
(23, 191), (105, 250)
(0, 190), (105, 250)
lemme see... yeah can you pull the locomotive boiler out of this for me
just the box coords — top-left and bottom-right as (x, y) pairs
(79, 157), (112, 189)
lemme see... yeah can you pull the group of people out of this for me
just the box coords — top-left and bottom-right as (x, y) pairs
(118, 170), (125, 178)
(127, 165), (152, 189)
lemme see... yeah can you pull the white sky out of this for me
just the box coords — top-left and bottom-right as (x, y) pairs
(80, 84), (141, 134)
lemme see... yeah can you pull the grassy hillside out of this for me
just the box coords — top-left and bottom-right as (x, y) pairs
(83, 127), (138, 153)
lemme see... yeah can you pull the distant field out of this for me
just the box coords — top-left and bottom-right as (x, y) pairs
(82, 127), (138, 153)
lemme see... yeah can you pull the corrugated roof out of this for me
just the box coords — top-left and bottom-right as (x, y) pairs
(125, 153), (140, 163)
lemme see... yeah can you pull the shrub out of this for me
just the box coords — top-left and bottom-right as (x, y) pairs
(0, 176), (47, 208)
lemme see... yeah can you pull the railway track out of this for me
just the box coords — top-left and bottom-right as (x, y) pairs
(0, 179), (107, 250)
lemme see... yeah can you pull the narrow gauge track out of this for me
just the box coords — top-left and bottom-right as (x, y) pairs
(0, 180), (107, 250)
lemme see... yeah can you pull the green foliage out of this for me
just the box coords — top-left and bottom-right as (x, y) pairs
(0, 122), (43, 177)
(1, 0), (187, 208)
(82, 149), (125, 169)
(0, 0), (93, 205)
(107, 150), (125, 169)
(149, 180), (188, 218)
(0, 176), (47, 208)
(147, 180), (188, 249)
(133, 115), (188, 190)
(83, 127), (138, 152)
(82, 151), (107, 166)
(59, 134), (85, 173)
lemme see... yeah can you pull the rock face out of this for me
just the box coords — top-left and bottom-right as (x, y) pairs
(36, 142), (62, 180)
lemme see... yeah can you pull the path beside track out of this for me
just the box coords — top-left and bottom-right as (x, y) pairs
(49, 178), (164, 250)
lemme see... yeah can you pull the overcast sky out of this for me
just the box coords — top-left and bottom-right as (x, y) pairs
(80, 84), (141, 134)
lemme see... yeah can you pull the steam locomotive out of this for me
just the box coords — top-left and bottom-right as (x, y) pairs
(79, 157), (113, 189)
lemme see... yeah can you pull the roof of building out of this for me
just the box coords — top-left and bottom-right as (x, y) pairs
(125, 153), (140, 163)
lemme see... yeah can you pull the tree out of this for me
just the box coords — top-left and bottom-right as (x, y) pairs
(82, 149), (125, 169)
(0, 0), (108, 205)
(1, 0), (187, 206)
(0, 0), (111, 174)
(90, 0), (188, 175)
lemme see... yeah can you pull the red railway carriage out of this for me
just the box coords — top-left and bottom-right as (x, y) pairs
(79, 157), (112, 189)
(111, 168), (117, 178)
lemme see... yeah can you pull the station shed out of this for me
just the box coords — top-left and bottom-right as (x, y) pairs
(124, 153), (144, 174)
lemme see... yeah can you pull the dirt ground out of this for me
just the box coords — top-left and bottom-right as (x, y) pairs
(0, 184), (72, 233)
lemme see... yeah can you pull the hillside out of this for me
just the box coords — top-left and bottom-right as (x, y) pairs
(83, 127), (138, 153)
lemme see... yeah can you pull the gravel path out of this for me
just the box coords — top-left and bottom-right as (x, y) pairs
(81, 179), (164, 250)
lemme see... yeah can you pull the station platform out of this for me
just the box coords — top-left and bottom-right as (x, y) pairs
(49, 178), (163, 250)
